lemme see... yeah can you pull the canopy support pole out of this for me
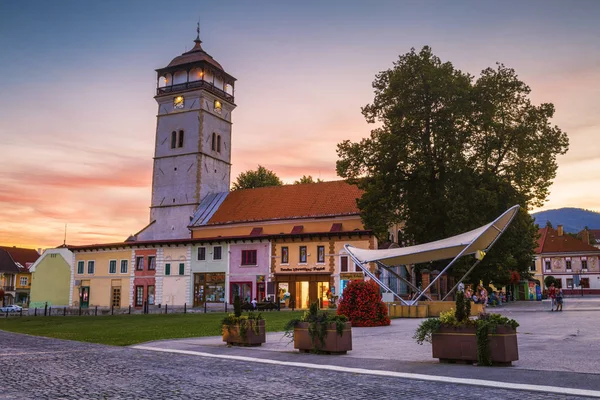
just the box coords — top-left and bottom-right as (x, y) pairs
(441, 258), (482, 301)
(345, 249), (410, 305)
(375, 261), (433, 302)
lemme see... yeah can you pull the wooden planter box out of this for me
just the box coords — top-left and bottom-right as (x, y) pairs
(432, 324), (518, 365)
(294, 322), (352, 354)
(222, 320), (266, 346)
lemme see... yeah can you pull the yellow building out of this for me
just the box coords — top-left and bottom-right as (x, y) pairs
(72, 248), (133, 308)
(30, 248), (73, 307)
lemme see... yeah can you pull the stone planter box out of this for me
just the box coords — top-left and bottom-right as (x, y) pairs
(432, 324), (518, 365)
(294, 322), (352, 354)
(422, 301), (484, 317)
(222, 320), (266, 346)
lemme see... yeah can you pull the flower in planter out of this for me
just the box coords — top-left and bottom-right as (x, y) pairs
(222, 311), (264, 341)
(284, 301), (349, 349)
(413, 290), (519, 366)
(337, 280), (391, 327)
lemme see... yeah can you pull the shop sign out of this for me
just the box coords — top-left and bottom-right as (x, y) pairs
(340, 272), (364, 280)
(257, 275), (265, 283)
(279, 266), (327, 273)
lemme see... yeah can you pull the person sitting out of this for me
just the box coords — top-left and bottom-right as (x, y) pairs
(251, 298), (258, 310)
(472, 294), (479, 304)
(489, 291), (500, 306)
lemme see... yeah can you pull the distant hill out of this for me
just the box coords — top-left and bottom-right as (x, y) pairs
(531, 208), (600, 233)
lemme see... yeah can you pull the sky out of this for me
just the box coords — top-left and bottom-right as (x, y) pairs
(0, 0), (599, 248)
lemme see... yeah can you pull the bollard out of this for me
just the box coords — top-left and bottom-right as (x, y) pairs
(64, 307), (66, 316)
(20, 308), (23, 317)
(224, 302), (227, 313)
(79, 304), (82, 316)
(128, 305), (131, 315)
(44, 302), (48, 316)
(5, 310), (7, 318)
(204, 302), (207, 313)
(34, 307), (37, 317)
(111, 305), (114, 315)
(95, 306), (98, 316)
(49, 306), (52, 316)
(165, 304), (168, 314)
(184, 303), (187, 314)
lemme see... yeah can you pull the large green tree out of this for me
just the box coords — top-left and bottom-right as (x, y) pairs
(231, 165), (283, 190)
(294, 175), (324, 184)
(336, 47), (568, 285)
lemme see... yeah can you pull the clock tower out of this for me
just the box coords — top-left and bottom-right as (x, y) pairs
(137, 27), (236, 240)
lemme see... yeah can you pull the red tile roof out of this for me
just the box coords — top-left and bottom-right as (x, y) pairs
(0, 246), (39, 269)
(536, 227), (600, 254)
(206, 181), (363, 226)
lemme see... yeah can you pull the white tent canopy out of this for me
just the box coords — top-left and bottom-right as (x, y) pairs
(346, 205), (520, 267)
(344, 205), (520, 304)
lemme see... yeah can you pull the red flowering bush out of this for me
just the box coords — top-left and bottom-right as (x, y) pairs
(337, 280), (391, 327)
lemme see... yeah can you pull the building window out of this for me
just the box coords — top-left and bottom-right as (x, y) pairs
(581, 278), (590, 288)
(566, 260), (572, 271)
(171, 131), (177, 149)
(198, 247), (206, 261)
(120, 260), (128, 274)
(242, 250), (257, 266)
(281, 247), (289, 264)
(341, 256), (349, 273)
(112, 287), (121, 308)
(19, 277), (28, 286)
(213, 246), (222, 260)
(299, 246), (307, 263)
(165, 263), (171, 276)
(135, 286), (144, 307)
(545, 261), (551, 271)
(148, 256), (156, 271)
(147, 285), (155, 305)
(178, 130), (184, 148)
(87, 261), (95, 274)
(136, 256), (144, 271)
(582, 260), (588, 270)
(109, 260), (117, 274)
(217, 135), (221, 153)
(317, 246), (325, 263)
(211, 133), (216, 151)
(77, 261), (84, 274)
(567, 278), (573, 288)
(179, 263), (185, 275)
(530, 261), (536, 272)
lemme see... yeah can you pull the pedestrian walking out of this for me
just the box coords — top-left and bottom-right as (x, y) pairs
(556, 288), (564, 311)
(548, 283), (557, 311)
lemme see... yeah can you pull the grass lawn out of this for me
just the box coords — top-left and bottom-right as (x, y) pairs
(0, 311), (305, 346)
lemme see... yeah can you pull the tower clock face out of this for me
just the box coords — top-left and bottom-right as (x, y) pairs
(173, 96), (184, 109)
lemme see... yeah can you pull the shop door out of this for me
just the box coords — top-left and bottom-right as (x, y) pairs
(194, 273), (205, 307)
(257, 283), (265, 302)
(309, 281), (318, 309)
(80, 286), (90, 308)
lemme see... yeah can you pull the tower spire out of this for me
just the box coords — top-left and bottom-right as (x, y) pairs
(191, 20), (202, 51)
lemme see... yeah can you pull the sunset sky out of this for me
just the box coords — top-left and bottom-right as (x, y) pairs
(1, 0), (599, 248)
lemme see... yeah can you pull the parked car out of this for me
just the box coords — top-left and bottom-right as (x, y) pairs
(0, 305), (23, 313)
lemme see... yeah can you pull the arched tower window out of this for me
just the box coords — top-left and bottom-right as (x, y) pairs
(211, 133), (216, 151)
(217, 135), (221, 153)
(178, 130), (184, 148)
(171, 131), (177, 149)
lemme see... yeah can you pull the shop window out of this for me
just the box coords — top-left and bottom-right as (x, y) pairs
(198, 247), (206, 261)
(317, 246), (325, 263)
(135, 286), (144, 306)
(147, 285), (155, 305)
(179, 263), (185, 275)
(281, 246), (289, 264)
(109, 260), (117, 274)
(77, 261), (84, 274)
(165, 263), (171, 276)
(148, 256), (156, 270)
(87, 261), (95, 274)
(299, 246), (307, 263)
(567, 279), (573, 288)
(581, 278), (590, 288)
(136, 256), (144, 271)
(120, 260), (128, 274)
(213, 246), (222, 260)
(242, 250), (257, 266)
(340, 256), (348, 272)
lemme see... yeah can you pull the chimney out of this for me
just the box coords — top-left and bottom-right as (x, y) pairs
(37, 248), (42, 255)
(557, 225), (564, 236)
(582, 229), (590, 245)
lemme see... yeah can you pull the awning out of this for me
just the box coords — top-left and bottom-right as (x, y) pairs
(346, 205), (520, 266)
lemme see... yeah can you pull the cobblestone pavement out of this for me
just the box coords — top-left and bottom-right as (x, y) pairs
(0, 331), (596, 400)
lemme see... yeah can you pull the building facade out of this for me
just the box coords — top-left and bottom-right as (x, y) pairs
(29, 248), (73, 307)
